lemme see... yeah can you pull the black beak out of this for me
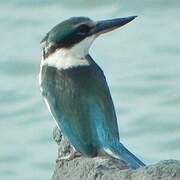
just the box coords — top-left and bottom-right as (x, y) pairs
(91, 16), (137, 35)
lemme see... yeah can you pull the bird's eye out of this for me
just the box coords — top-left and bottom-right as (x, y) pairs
(78, 24), (90, 35)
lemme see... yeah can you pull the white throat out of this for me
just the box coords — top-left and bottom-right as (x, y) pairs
(41, 35), (96, 70)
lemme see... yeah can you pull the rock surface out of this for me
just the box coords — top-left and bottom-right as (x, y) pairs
(52, 127), (180, 180)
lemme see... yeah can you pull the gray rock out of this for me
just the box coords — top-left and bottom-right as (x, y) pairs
(52, 126), (180, 180)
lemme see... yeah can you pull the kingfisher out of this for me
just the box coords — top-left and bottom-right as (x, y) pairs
(39, 16), (145, 169)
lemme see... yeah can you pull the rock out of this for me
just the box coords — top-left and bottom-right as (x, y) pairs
(52, 126), (180, 180)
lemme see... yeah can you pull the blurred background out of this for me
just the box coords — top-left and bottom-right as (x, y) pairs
(0, 0), (180, 179)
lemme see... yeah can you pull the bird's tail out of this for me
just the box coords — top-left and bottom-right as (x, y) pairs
(105, 141), (145, 169)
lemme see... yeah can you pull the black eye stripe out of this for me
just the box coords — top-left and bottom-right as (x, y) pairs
(78, 24), (90, 35)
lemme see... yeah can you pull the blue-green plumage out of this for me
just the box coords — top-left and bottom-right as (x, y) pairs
(41, 55), (119, 156)
(39, 16), (145, 169)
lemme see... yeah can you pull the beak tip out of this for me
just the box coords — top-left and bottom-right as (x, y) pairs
(130, 15), (138, 21)
(124, 16), (137, 24)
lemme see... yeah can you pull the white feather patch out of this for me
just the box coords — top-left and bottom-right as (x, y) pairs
(43, 97), (60, 129)
(41, 35), (96, 70)
(103, 148), (120, 159)
(38, 54), (44, 91)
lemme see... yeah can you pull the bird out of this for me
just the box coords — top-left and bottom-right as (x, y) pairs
(39, 16), (145, 169)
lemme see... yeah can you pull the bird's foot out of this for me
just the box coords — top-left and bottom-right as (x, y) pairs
(56, 150), (81, 162)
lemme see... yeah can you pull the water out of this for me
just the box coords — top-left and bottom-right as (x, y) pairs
(0, 1), (180, 179)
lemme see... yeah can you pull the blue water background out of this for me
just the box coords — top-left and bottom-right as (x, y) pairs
(0, 1), (180, 179)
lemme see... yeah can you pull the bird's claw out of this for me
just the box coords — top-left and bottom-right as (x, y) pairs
(56, 151), (81, 162)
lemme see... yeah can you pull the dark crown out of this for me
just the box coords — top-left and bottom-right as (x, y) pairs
(41, 17), (95, 59)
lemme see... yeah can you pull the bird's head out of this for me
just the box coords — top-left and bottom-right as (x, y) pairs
(41, 16), (137, 59)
